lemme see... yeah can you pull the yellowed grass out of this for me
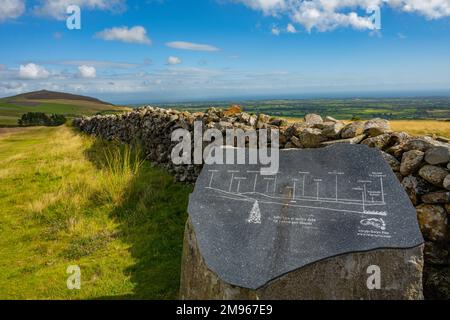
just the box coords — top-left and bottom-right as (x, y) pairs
(0, 168), (11, 179)
(27, 192), (62, 214)
(285, 118), (450, 138)
(389, 120), (450, 138)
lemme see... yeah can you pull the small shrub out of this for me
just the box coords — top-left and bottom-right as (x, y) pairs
(18, 112), (67, 127)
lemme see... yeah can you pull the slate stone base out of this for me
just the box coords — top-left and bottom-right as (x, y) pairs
(180, 218), (425, 300)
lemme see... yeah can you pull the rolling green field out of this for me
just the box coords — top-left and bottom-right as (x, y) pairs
(0, 126), (192, 299)
(157, 97), (450, 120)
(0, 98), (129, 127)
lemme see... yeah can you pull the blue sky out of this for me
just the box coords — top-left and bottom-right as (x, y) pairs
(0, 0), (449, 103)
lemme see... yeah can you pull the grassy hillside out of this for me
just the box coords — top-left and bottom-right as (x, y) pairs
(0, 126), (192, 299)
(0, 90), (129, 127)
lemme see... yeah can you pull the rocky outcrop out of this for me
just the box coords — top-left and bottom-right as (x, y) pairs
(73, 107), (450, 299)
(180, 218), (424, 300)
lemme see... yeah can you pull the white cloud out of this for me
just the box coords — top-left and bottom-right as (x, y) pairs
(389, 0), (450, 19)
(166, 56), (182, 65)
(234, 0), (286, 15)
(233, 0), (450, 32)
(95, 26), (152, 45)
(33, 0), (126, 20)
(78, 65), (97, 78)
(52, 60), (144, 69)
(19, 63), (50, 80)
(271, 26), (281, 35)
(166, 41), (220, 52)
(286, 23), (297, 33)
(0, 0), (25, 21)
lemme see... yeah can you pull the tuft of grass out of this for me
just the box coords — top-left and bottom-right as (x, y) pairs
(0, 126), (192, 300)
(99, 142), (145, 204)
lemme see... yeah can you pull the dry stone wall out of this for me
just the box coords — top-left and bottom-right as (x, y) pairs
(73, 105), (450, 299)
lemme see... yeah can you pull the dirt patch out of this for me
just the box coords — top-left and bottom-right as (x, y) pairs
(5, 100), (40, 107)
(0, 127), (25, 135)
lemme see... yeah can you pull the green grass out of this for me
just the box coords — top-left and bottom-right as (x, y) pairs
(0, 126), (192, 299)
(0, 115), (19, 127)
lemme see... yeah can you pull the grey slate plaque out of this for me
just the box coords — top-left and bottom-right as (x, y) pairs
(188, 144), (424, 290)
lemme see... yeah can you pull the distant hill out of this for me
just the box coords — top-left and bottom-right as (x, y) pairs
(0, 90), (130, 127)
(8, 90), (114, 106)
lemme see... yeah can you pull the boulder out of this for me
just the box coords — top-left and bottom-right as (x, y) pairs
(419, 165), (449, 187)
(180, 219), (424, 300)
(424, 242), (450, 266)
(325, 116), (339, 122)
(361, 133), (392, 150)
(269, 118), (287, 127)
(403, 137), (439, 152)
(321, 135), (366, 146)
(290, 136), (302, 148)
(386, 144), (407, 159)
(206, 107), (221, 115)
(286, 122), (310, 138)
(304, 113), (323, 126)
(238, 112), (250, 122)
(216, 121), (234, 131)
(257, 114), (271, 125)
(298, 128), (327, 148)
(322, 122), (345, 139)
(381, 151), (400, 172)
(389, 132), (410, 145)
(223, 105), (242, 117)
(425, 147), (450, 165)
(248, 115), (257, 127)
(364, 118), (391, 137)
(423, 266), (450, 300)
(422, 191), (450, 204)
(182, 145), (426, 300)
(416, 204), (448, 242)
(444, 175), (450, 190)
(436, 136), (450, 143)
(401, 176), (420, 205)
(400, 150), (425, 176)
(341, 122), (365, 139)
(279, 131), (288, 146)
